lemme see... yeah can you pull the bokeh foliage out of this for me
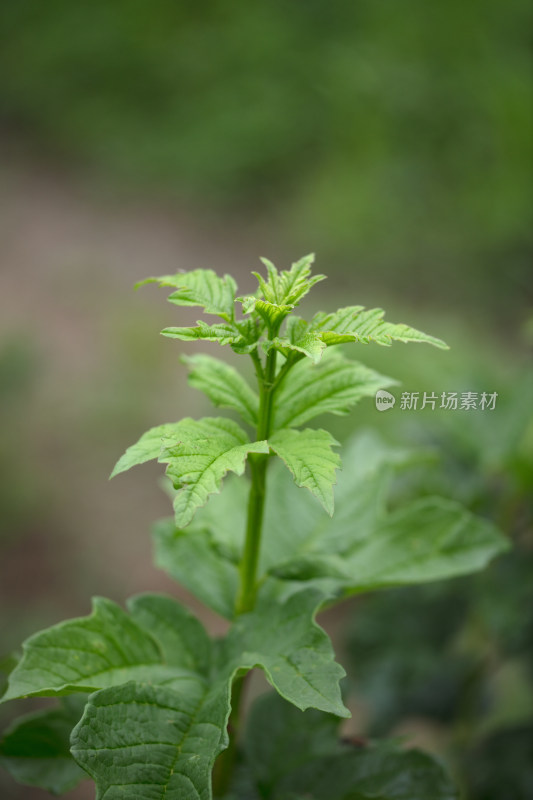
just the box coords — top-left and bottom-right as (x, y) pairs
(0, 0), (531, 315)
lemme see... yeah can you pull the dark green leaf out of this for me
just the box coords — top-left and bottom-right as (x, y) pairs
(245, 692), (458, 800)
(71, 678), (231, 800)
(2, 596), (207, 701)
(0, 697), (87, 794)
(219, 590), (349, 718)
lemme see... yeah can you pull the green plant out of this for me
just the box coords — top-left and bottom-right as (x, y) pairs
(0, 256), (508, 799)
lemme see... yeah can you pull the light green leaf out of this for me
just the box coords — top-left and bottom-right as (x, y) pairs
(252, 298), (294, 331)
(269, 428), (341, 515)
(0, 697), (87, 794)
(159, 417), (268, 527)
(136, 269), (237, 321)
(182, 353), (259, 427)
(311, 306), (448, 349)
(110, 422), (182, 478)
(254, 254), (325, 307)
(161, 321), (241, 345)
(2, 596), (206, 701)
(220, 590), (349, 718)
(273, 350), (396, 429)
(71, 678), (231, 800)
(246, 692), (458, 800)
(153, 518), (239, 620)
(268, 316), (326, 364)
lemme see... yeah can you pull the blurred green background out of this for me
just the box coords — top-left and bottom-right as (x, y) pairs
(0, 1), (531, 798)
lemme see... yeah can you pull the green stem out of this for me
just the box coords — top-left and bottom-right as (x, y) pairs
(235, 347), (277, 614)
(212, 348), (279, 796)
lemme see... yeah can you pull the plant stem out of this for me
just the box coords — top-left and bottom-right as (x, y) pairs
(235, 347), (277, 614)
(213, 348), (279, 796)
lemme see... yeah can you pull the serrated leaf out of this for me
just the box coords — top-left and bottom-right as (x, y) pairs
(159, 417), (268, 527)
(161, 321), (242, 345)
(269, 428), (341, 515)
(253, 298), (294, 330)
(245, 692), (458, 800)
(111, 422), (182, 478)
(136, 269), (237, 321)
(184, 432), (507, 606)
(71, 678), (231, 800)
(220, 590), (349, 718)
(254, 254), (325, 307)
(153, 519), (239, 620)
(2, 596), (207, 702)
(273, 350), (396, 429)
(182, 354), (259, 427)
(69, 589), (349, 799)
(154, 434), (402, 608)
(311, 306), (448, 349)
(268, 316), (326, 364)
(0, 697), (87, 794)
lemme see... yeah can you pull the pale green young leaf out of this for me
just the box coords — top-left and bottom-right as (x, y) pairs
(219, 590), (349, 718)
(252, 298), (294, 331)
(71, 678), (231, 800)
(254, 254), (325, 307)
(269, 428), (341, 515)
(110, 422), (182, 478)
(311, 306), (448, 349)
(136, 269), (237, 321)
(182, 353), (259, 427)
(0, 698), (87, 794)
(2, 596), (206, 701)
(267, 315), (326, 364)
(161, 321), (241, 346)
(273, 350), (396, 429)
(159, 417), (268, 527)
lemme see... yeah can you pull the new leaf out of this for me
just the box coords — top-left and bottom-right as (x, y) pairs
(311, 306), (448, 349)
(137, 269), (237, 321)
